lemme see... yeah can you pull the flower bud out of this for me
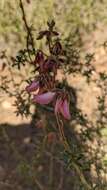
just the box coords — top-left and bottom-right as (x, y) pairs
(36, 30), (49, 40)
(35, 50), (44, 64)
(47, 20), (55, 29)
(26, 81), (39, 93)
(52, 41), (62, 55)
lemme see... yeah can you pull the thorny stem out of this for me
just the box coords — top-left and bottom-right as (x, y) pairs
(56, 115), (92, 190)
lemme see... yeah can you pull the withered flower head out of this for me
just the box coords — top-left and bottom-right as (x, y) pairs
(52, 41), (62, 55)
(35, 50), (44, 64)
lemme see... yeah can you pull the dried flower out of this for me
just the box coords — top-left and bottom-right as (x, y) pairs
(35, 50), (44, 64)
(36, 30), (49, 40)
(52, 41), (62, 55)
(43, 59), (57, 72)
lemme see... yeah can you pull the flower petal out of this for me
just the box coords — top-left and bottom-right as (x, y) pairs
(33, 92), (55, 105)
(55, 98), (62, 115)
(60, 99), (71, 120)
(26, 81), (39, 93)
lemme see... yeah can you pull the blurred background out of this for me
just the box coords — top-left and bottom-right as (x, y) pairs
(0, 0), (107, 189)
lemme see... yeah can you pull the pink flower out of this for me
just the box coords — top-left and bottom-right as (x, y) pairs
(33, 92), (56, 105)
(26, 81), (39, 93)
(55, 98), (71, 120)
(60, 99), (71, 120)
(55, 98), (62, 115)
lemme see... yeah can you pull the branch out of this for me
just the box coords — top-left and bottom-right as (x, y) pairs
(19, 0), (35, 53)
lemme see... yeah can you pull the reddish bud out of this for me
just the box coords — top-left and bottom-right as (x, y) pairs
(35, 50), (44, 64)
(26, 81), (39, 93)
(52, 41), (62, 55)
(37, 30), (49, 40)
(52, 31), (59, 36)
(43, 59), (56, 71)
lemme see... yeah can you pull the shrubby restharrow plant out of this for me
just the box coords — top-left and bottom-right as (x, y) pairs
(1, 0), (107, 189)
(25, 20), (71, 121)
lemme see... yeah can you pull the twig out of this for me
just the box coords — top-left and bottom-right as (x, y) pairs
(19, 0), (35, 56)
(57, 164), (64, 190)
(49, 142), (54, 186)
(34, 179), (45, 190)
(45, 151), (67, 167)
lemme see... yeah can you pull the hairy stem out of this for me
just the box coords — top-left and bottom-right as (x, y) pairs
(56, 115), (92, 190)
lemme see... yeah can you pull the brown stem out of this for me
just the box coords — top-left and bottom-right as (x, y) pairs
(56, 115), (92, 190)
(19, 0), (35, 53)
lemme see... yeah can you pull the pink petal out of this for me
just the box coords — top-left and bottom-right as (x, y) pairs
(55, 98), (62, 115)
(26, 81), (39, 93)
(33, 92), (55, 105)
(60, 99), (71, 120)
